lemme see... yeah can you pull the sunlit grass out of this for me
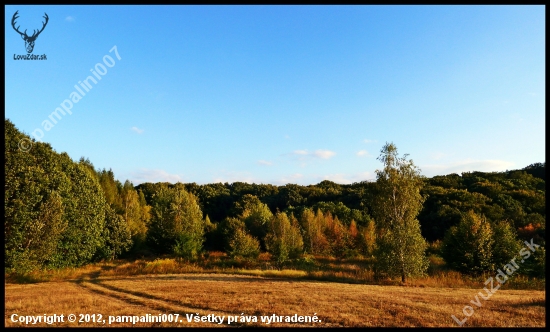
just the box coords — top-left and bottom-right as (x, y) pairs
(5, 273), (545, 327)
(5, 254), (545, 292)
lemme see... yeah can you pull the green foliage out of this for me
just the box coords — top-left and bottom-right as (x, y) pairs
(371, 143), (429, 282)
(491, 220), (522, 268)
(147, 184), (205, 255)
(419, 167), (545, 243)
(523, 162), (545, 181)
(236, 194), (273, 250)
(95, 203), (132, 261)
(48, 155), (107, 268)
(441, 211), (494, 275)
(265, 211), (304, 265)
(5, 120), (107, 272)
(287, 213), (305, 259)
(5, 120), (65, 272)
(5, 118), (544, 280)
(121, 181), (150, 250)
(97, 169), (123, 212)
(520, 245), (545, 278)
(228, 228), (261, 260)
(374, 221), (429, 281)
(219, 217), (246, 253)
(173, 232), (203, 260)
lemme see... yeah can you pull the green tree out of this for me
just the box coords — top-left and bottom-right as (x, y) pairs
(287, 213), (305, 259)
(97, 169), (123, 212)
(121, 181), (150, 249)
(219, 217), (246, 253)
(49, 155), (107, 268)
(6, 120), (108, 271)
(265, 211), (303, 265)
(441, 211), (494, 274)
(371, 143), (429, 283)
(5, 120), (68, 272)
(236, 194), (273, 250)
(228, 228), (261, 260)
(96, 203), (132, 261)
(491, 221), (522, 268)
(147, 184), (205, 258)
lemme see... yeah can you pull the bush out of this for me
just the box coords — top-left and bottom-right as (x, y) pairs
(228, 228), (260, 260)
(441, 211), (494, 275)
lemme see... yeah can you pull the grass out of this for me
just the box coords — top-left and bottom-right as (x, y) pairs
(5, 253), (545, 290)
(5, 272), (545, 327)
(4, 253), (545, 327)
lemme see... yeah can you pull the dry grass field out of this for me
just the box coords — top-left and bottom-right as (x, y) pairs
(5, 261), (545, 327)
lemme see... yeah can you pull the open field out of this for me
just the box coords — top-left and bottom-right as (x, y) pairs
(5, 270), (545, 327)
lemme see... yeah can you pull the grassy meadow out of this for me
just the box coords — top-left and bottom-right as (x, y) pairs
(5, 254), (545, 327)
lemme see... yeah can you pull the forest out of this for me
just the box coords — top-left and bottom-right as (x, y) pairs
(5, 119), (546, 281)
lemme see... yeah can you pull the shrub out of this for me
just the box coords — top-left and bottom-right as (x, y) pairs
(229, 228), (261, 260)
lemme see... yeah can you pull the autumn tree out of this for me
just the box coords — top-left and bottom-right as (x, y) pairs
(371, 142), (428, 283)
(324, 212), (346, 258)
(300, 208), (329, 255)
(360, 219), (377, 258)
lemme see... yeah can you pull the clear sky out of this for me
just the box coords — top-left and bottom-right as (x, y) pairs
(5, 5), (545, 186)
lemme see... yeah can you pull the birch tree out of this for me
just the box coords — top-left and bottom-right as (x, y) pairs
(371, 142), (428, 283)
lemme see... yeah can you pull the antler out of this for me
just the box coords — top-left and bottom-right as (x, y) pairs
(11, 10), (26, 37)
(30, 13), (49, 39)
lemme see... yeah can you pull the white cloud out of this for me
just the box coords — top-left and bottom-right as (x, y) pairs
(131, 126), (144, 134)
(290, 149), (336, 159)
(129, 169), (183, 184)
(258, 160), (272, 166)
(65, 16), (75, 22)
(356, 150), (370, 157)
(420, 159), (515, 177)
(293, 150), (308, 155)
(314, 150), (336, 159)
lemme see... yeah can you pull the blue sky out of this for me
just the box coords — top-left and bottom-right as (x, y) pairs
(5, 5), (545, 186)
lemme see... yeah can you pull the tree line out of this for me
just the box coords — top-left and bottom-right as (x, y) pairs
(5, 119), (545, 281)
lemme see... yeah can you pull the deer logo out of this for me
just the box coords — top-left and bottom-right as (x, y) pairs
(12, 11), (49, 54)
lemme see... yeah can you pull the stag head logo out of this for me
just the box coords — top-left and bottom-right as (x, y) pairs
(12, 10), (49, 54)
